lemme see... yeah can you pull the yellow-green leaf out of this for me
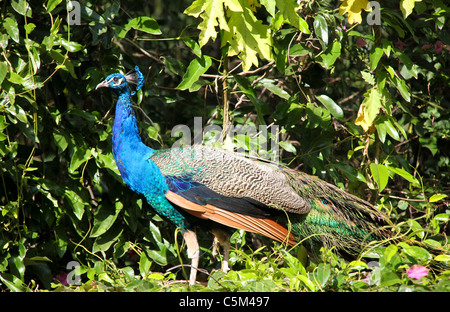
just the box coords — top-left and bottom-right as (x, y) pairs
(354, 88), (382, 132)
(400, 0), (421, 19)
(222, 6), (273, 71)
(429, 194), (447, 203)
(434, 254), (450, 262)
(184, 0), (242, 46)
(339, 0), (372, 24)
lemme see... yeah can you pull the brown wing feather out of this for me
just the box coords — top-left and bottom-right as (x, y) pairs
(166, 191), (297, 246)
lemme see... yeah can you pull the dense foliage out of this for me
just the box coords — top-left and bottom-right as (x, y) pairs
(0, 0), (449, 292)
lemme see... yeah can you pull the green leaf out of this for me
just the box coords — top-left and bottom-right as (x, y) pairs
(429, 194), (447, 203)
(313, 14), (328, 46)
(316, 94), (344, 120)
(380, 270), (402, 287)
(6, 103), (28, 124)
(398, 242), (432, 261)
(317, 40), (341, 69)
(176, 55), (212, 90)
(125, 16), (161, 35)
(370, 163), (389, 192)
(370, 46), (383, 71)
(46, 0), (63, 13)
(383, 118), (400, 141)
(92, 224), (124, 253)
(0, 273), (27, 292)
(24, 22), (36, 34)
(90, 202), (123, 238)
(394, 76), (410, 102)
(387, 166), (420, 187)
(314, 263), (331, 288)
(382, 244), (399, 266)
(407, 219), (425, 239)
(182, 37), (202, 57)
(332, 162), (367, 183)
(257, 78), (290, 99)
(276, 0), (310, 33)
(49, 50), (77, 78)
(64, 189), (86, 220)
(288, 44), (310, 57)
(0, 62), (8, 85)
(139, 250), (153, 277)
(361, 70), (375, 85)
(348, 260), (368, 270)
(69, 147), (92, 173)
(60, 38), (84, 53)
(432, 213), (449, 222)
(3, 17), (19, 43)
(375, 121), (387, 143)
(53, 132), (69, 153)
(12, 0), (32, 17)
(279, 141), (297, 154)
(7, 72), (26, 85)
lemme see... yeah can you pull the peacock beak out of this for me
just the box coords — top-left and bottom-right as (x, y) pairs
(96, 80), (109, 90)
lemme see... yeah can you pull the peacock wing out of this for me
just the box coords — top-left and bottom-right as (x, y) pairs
(149, 146), (305, 246)
(150, 145), (311, 216)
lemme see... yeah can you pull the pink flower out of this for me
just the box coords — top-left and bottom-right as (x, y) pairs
(395, 39), (406, 50)
(55, 273), (68, 286)
(356, 38), (367, 47)
(407, 265), (429, 279)
(434, 41), (443, 53)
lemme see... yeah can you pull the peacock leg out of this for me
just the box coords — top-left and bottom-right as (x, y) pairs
(221, 240), (230, 273)
(211, 228), (231, 273)
(182, 229), (199, 285)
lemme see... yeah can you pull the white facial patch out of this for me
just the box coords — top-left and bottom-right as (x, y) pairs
(108, 77), (123, 87)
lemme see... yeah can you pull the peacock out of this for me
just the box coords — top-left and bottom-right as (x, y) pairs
(95, 66), (393, 285)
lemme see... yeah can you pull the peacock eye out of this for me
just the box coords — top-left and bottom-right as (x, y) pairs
(113, 77), (119, 83)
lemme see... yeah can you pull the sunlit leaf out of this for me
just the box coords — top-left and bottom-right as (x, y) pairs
(177, 55), (212, 90)
(370, 163), (389, 192)
(316, 94), (344, 120)
(3, 17), (19, 43)
(317, 40), (341, 69)
(400, 0), (420, 19)
(354, 88), (382, 132)
(339, 0), (372, 24)
(429, 194), (447, 203)
(125, 16), (161, 35)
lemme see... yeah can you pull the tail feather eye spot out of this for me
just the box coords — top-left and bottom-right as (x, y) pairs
(321, 199), (329, 205)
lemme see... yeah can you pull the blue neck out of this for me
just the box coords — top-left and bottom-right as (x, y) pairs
(112, 92), (152, 158)
(110, 90), (190, 230)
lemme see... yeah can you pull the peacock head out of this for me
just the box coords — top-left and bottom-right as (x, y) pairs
(96, 65), (144, 96)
